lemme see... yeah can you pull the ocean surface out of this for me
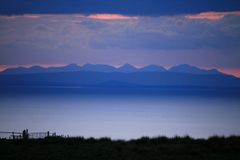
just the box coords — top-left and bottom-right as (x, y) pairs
(0, 87), (240, 139)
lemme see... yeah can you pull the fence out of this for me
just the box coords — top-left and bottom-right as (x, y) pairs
(0, 129), (57, 139)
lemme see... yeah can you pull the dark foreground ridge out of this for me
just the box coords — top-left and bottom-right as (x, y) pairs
(1, 136), (240, 160)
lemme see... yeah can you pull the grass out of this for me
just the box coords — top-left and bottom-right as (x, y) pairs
(1, 136), (240, 160)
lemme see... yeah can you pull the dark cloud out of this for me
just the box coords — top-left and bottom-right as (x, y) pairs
(89, 15), (240, 51)
(90, 31), (240, 50)
(0, 0), (240, 15)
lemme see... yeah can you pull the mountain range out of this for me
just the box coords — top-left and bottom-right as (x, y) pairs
(0, 64), (240, 90)
(0, 64), (223, 75)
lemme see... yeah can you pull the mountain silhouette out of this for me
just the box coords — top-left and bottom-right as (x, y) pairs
(0, 68), (240, 88)
(0, 64), (82, 74)
(140, 65), (166, 72)
(169, 64), (222, 75)
(81, 64), (116, 72)
(2, 63), (239, 90)
(0, 63), (225, 76)
(117, 64), (138, 73)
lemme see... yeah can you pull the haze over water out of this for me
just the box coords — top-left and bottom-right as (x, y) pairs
(1, 90), (240, 139)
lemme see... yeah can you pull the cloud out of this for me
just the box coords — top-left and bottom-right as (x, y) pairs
(87, 14), (138, 20)
(1, 14), (240, 50)
(0, 13), (240, 69)
(80, 20), (108, 29)
(21, 15), (41, 19)
(33, 24), (50, 32)
(0, 14), (41, 20)
(185, 11), (240, 20)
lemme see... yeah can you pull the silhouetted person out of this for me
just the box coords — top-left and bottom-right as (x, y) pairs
(12, 132), (15, 140)
(22, 129), (29, 139)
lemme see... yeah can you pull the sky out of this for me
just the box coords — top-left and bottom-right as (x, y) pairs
(0, 0), (240, 76)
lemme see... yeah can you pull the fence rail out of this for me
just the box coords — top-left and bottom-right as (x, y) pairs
(0, 129), (56, 139)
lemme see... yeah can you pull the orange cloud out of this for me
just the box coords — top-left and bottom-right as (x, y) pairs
(185, 11), (240, 20)
(87, 14), (138, 20)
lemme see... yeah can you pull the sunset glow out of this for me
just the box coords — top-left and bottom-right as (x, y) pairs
(185, 11), (240, 20)
(219, 68), (240, 78)
(87, 14), (138, 20)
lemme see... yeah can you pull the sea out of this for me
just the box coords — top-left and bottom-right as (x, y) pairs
(0, 86), (240, 139)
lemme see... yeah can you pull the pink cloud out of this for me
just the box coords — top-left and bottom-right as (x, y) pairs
(87, 14), (138, 20)
(0, 14), (41, 20)
(23, 15), (41, 19)
(185, 11), (240, 20)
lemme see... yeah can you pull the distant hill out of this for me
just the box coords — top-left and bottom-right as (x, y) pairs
(0, 63), (225, 75)
(117, 64), (139, 73)
(1, 64), (82, 74)
(169, 64), (222, 75)
(0, 69), (239, 88)
(1, 64), (239, 89)
(81, 64), (116, 72)
(139, 65), (167, 72)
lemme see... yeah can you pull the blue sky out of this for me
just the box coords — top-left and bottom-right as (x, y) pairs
(0, 0), (240, 76)
(1, 0), (240, 15)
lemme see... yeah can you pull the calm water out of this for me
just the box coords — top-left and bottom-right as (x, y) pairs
(1, 91), (240, 139)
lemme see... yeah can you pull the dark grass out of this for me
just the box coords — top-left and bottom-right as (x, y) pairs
(1, 136), (240, 160)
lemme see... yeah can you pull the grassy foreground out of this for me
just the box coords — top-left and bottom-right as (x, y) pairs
(1, 136), (240, 160)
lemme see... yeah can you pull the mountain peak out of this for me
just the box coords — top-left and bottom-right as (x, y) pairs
(30, 65), (44, 69)
(169, 64), (222, 75)
(81, 63), (116, 72)
(118, 64), (138, 73)
(120, 64), (135, 68)
(140, 65), (166, 72)
(82, 63), (93, 67)
(170, 64), (197, 69)
(66, 63), (79, 68)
